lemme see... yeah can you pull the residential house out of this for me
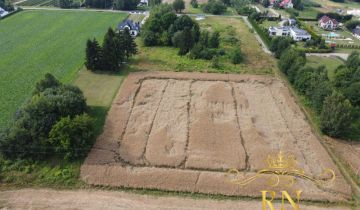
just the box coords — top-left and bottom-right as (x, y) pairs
(138, 0), (148, 6)
(268, 26), (291, 37)
(318, 15), (340, 31)
(0, 7), (9, 18)
(290, 27), (311, 41)
(117, 19), (141, 37)
(270, 0), (293, 8)
(353, 26), (360, 40)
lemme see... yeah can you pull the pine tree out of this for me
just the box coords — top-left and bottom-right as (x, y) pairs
(92, 39), (103, 70)
(122, 28), (138, 59)
(85, 39), (100, 71)
(114, 32), (125, 66)
(102, 28), (118, 71)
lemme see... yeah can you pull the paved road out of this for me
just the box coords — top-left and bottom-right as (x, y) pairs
(0, 189), (351, 210)
(306, 53), (350, 60)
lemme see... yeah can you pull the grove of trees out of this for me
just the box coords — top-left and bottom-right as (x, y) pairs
(85, 28), (137, 71)
(85, 0), (139, 9)
(278, 49), (360, 139)
(0, 74), (94, 160)
(202, 0), (227, 15)
(142, 4), (234, 62)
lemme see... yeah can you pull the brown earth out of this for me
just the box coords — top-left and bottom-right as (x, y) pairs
(0, 189), (352, 210)
(325, 137), (360, 178)
(81, 71), (352, 202)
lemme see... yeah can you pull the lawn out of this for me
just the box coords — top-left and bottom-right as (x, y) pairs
(260, 20), (279, 28)
(306, 55), (344, 80)
(298, 6), (319, 19)
(0, 69), (128, 189)
(131, 16), (276, 75)
(0, 10), (127, 129)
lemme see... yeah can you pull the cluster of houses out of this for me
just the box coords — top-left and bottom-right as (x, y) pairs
(268, 19), (312, 41)
(0, 7), (9, 18)
(268, 15), (360, 41)
(318, 15), (360, 40)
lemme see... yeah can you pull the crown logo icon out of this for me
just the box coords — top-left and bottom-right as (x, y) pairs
(227, 150), (336, 188)
(266, 150), (297, 171)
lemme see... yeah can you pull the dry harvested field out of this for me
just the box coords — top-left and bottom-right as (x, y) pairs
(81, 72), (352, 202)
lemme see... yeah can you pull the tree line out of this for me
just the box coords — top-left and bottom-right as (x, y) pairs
(82, 0), (140, 9)
(278, 48), (360, 139)
(85, 28), (137, 71)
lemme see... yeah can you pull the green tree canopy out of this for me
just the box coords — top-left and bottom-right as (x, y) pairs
(320, 91), (353, 137)
(173, 0), (185, 13)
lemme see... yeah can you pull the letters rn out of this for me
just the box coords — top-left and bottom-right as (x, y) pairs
(261, 190), (302, 210)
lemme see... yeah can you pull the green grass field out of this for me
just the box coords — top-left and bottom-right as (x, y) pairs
(0, 10), (127, 129)
(306, 55), (344, 80)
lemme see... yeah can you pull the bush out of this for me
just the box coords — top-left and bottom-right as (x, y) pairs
(320, 92), (353, 137)
(49, 114), (95, 160)
(270, 37), (292, 58)
(211, 56), (221, 69)
(202, 0), (227, 15)
(345, 20), (360, 31)
(231, 47), (243, 64)
(0, 74), (88, 160)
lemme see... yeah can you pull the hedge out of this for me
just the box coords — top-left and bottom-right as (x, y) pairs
(296, 48), (333, 53)
(248, 17), (271, 48)
(336, 44), (360, 49)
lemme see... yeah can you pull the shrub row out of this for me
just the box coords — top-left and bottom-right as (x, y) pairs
(248, 17), (271, 48)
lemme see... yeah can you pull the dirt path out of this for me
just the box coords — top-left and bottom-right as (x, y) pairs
(242, 16), (272, 54)
(0, 189), (351, 210)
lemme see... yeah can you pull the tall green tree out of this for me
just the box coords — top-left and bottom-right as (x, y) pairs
(102, 28), (118, 71)
(173, 0), (185, 13)
(122, 28), (138, 59)
(320, 91), (353, 137)
(85, 39), (102, 71)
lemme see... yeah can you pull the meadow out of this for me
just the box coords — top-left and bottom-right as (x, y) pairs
(131, 16), (276, 75)
(0, 10), (127, 129)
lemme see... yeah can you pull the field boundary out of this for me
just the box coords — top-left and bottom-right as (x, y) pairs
(81, 71), (352, 202)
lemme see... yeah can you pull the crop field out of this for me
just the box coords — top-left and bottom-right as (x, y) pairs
(0, 10), (127, 129)
(81, 71), (351, 202)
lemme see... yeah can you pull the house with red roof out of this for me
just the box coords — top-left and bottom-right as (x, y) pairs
(318, 15), (340, 31)
(269, 0), (293, 8)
